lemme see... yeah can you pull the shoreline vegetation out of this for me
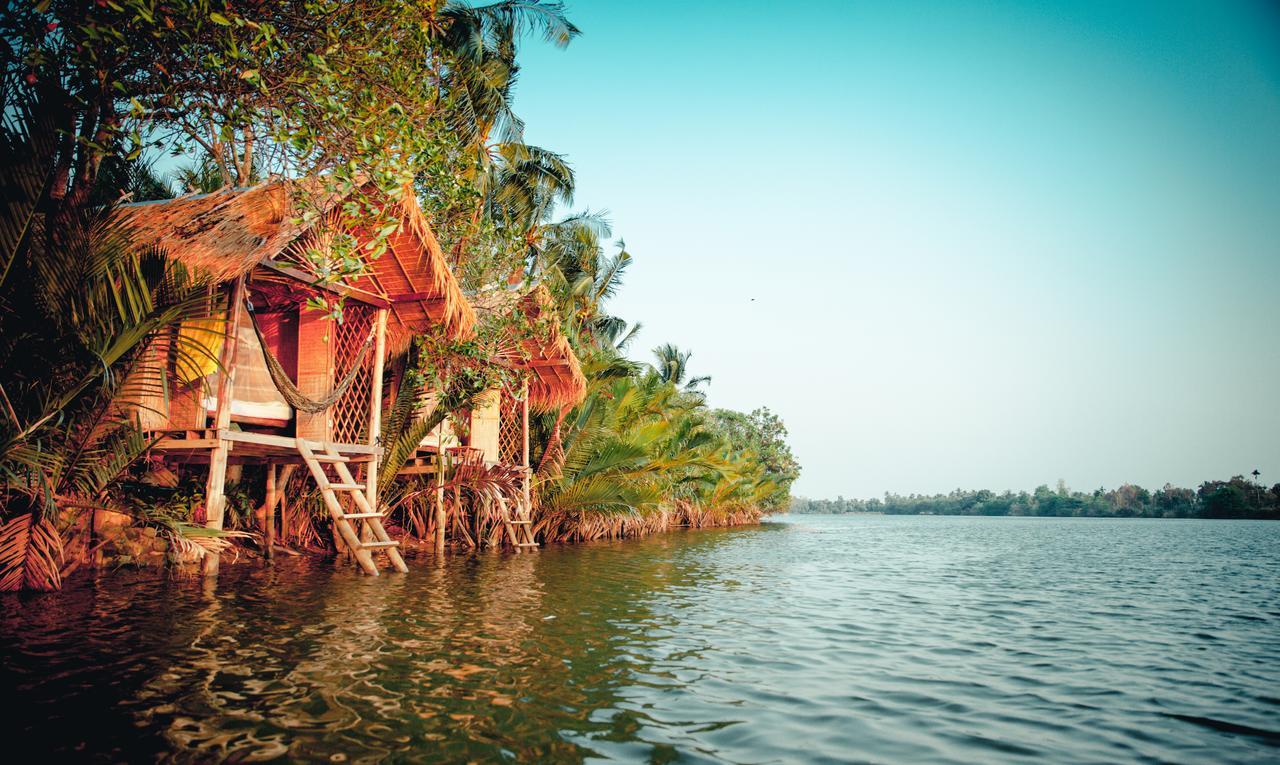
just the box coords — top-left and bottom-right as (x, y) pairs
(0, 2), (799, 591)
(792, 476), (1280, 520)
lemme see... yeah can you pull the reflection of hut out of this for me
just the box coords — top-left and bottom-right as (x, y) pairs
(119, 179), (473, 575)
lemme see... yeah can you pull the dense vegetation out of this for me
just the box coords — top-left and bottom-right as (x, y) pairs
(0, 2), (797, 588)
(792, 476), (1280, 520)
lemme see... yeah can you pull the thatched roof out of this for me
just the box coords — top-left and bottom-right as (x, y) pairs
(117, 179), (474, 343)
(474, 284), (587, 412)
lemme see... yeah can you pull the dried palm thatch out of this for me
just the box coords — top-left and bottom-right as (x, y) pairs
(163, 525), (253, 565)
(671, 499), (763, 529)
(117, 179), (475, 353)
(371, 190), (476, 344)
(383, 462), (528, 549)
(455, 463), (528, 549)
(473, 284), (586, 412)
(116, 183), (304, 282)
(535, 506), (671, 544)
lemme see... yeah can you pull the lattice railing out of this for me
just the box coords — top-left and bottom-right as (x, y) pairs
(499, 391), (524, 466)
(331, 303), (374, 445)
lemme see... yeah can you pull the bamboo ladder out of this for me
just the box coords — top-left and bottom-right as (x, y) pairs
(509, 382), (538, 551)
(499, 489), (539, 550)
(453, 446), (538, 551)
(297, 439), (408, 575)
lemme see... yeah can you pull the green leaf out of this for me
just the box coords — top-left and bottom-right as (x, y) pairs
(209, 12), (231, 26)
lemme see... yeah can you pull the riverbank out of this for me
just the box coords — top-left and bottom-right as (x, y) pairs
(793, 476), (1280, 520)
(61, 503), (769, 581)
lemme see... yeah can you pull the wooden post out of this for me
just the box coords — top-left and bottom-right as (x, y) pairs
(435, 433), (446, 554)
(521, 380), (531, 509)
(277, 465), (296, 543)
(259, 463), (296, 557)
(264, 463), (277, 561)
(366, 309), (387, 508)
(202, 277), (246, 577)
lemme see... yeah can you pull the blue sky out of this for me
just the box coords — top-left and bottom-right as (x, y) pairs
(511, 0), (1280, 499)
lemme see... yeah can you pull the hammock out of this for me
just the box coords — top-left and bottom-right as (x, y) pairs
(246, 300), (377, 414)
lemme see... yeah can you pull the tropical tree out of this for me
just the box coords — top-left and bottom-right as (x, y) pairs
(0, 203), (215, 590)
(653, 343), (711, 390)
(527, 233), (797, 541)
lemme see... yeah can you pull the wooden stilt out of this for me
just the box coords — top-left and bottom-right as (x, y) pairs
(202, 277), (246, 578)
(264, 463), (277, 561)
(435, 441), (446, 554)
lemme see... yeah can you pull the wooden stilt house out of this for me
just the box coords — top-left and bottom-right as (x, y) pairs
(401, 285), (585, 549)
(120, 179), (474, 575)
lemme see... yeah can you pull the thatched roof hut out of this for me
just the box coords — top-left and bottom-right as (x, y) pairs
(118, 178), (483, 576)
(472, 284), (587, 412)
(121, 179), (477, 446)
(119, 179), (474, 349)
(403, 284), (586, 474)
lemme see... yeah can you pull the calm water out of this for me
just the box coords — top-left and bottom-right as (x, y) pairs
(2, 515), (1279, 763)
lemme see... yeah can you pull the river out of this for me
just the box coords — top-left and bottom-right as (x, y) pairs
(2, 515), (1278, 763)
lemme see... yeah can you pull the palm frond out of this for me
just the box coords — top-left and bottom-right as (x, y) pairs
(0, 513), (64, 592)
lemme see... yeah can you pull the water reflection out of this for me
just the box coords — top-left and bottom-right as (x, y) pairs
(3, 518), (1278, 764)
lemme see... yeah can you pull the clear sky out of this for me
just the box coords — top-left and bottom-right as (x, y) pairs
(511, 0), (1280, 499)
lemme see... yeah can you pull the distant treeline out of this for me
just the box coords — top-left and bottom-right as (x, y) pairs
(791, 476), (1280, 520)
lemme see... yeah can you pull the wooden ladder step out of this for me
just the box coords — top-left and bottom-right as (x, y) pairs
(361, 540), (399, 549)
(342, 512), (384, 520)
(515, 542), (539, 548)
(327, 483), (365, 491)
(311, 454), (350, 463)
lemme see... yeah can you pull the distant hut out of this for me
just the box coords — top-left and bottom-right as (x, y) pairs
(119, 179), (474, 575)
(402, 284), (586, 548)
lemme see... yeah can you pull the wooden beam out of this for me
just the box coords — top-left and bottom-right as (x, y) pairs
(384, 236), (428, 336)
(153, 437), (220, 450)
(203, 276), (246, 578)
(259, 262), (390, 308)
(389, 292), (454, 306)
(263, 463), (297, 554)
(386, 235), (423, 297)
(216, 428), (381, 455)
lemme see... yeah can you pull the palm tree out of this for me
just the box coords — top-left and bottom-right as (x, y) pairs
(0, 95), (220, 589)
(653, 343), (711, 390)
(435, 1), (580, 148)
(0, 208), (215, 590)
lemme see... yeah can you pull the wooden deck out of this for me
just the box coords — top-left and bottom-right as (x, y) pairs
(149, 428), (379, 464)
(395, 445), (513, 476)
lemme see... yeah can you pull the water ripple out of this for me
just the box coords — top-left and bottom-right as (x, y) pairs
(2, 516), (1278, 763)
